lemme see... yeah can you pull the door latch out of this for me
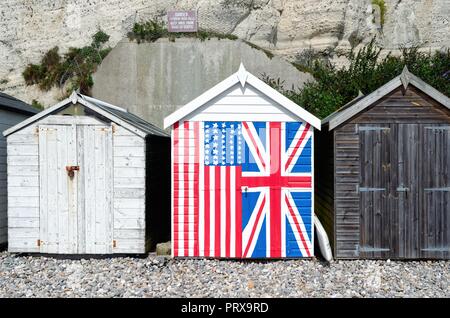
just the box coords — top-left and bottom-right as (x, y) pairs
(66, 165), (80, 178)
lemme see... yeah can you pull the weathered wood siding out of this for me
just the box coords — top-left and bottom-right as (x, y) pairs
(7, 124), (40, 252)
(333, 124), (360, 258)
(331, 86), (450, 259)
(1, 110), (35, 247)
(186, 84), (301, 123)
(112, 125), (146, 253)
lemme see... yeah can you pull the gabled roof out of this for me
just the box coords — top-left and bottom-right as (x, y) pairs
(3, 92), (169, 138)
(163, 63), (321, 130)
(0, 92), (39, 115)
(324, 67), (450, 130)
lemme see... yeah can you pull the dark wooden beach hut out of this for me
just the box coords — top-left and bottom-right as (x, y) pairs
(316, 67), (450, 259)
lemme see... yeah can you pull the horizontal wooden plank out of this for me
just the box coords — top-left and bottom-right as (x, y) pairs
(9, 217), (39, 228)
(113, 147), (145, 157)
(114, 229), (145, 240)
(8, 176), (39, 187)
(8, 227), (39, 238)
(114, 177), (145, 188)
(7, 155), (39, 166)
(114, 218), (145, 230)
(8, 196), (39, 208)
(113, 135), (144, 147)
(8, 186), (39, 197)
(7, 134), (38, 144)
(7, 145), (38, 156)
(113, 198), (145, 209)
(114, 188), (145, 199)
(113, 156), (146, 168)
(8, 207), (39, 218)
(114, 208), (145, 219)
(7, 165), (39, 176)
(114, 167), (145, 178)
(8, 238), (39, 252)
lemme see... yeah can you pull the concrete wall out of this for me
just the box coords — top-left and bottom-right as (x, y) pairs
(92, 38), (314, 130)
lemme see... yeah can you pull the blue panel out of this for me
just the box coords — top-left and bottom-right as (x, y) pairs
(285, 215), (302, 257)
(241, 122), (267, 173)
(291, 138), (312, 173)
(242, 191), (260, 229)
(251, 217), (267, 258)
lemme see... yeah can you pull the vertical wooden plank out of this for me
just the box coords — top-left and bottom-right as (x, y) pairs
(77, 125), (86, 253)
(79, 124), (113, 254)
(38, 126), (48, 253)
(420, 125), (450, 259)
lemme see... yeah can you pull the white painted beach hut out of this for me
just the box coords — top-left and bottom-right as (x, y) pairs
(3, 92), (170, 254)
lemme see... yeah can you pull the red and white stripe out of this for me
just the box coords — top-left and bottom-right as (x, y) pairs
(173, 121), (242, 257)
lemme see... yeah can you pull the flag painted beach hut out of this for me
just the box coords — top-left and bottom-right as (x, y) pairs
(316, 67), (450, 259)
(4, 92), (170, 254)
(0, 93), (38, 249)
(164, 64), (321, 258)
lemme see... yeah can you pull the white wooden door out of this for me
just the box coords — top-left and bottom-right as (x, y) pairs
(77, 125), (113, 254)
(39, 123), (113, 254)
(39, 125), (78, 253)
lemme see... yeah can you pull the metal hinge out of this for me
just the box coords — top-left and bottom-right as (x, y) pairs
(112, 124), (116, 134)
(358, 126), (390, 132)
(424, 187), (450, 192)
(37, 239), (41, 246)
(113, 240), (117, 248)
(359, 187), (385, 192)
(359, 246), (390, 252)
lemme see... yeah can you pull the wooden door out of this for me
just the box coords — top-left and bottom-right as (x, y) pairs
(39, 123), (113, 254)
(420, 125), (450, 258)
(358, 125), (391, 258)
(39, 125), (78, 253)
(390, 124), (420, 258)
(77, 125), (113, 254)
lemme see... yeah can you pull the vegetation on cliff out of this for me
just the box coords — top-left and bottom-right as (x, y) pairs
(264, 39), (450, 119)
(23, 30), (111, 97)
(127, 20), (238, 43)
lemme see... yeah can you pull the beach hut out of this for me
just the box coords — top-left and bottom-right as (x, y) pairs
(316, 67), (450, 259)
(4, 92), (170, 254)
(164, 64), (321, 258)
(0, 93), (38, 249)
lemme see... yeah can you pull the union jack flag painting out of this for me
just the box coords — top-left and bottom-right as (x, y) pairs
(172, 120), (314, 258)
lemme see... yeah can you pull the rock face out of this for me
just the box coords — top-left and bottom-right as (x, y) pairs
(92, 38), (313, 129)
(1, 0), (449, 105)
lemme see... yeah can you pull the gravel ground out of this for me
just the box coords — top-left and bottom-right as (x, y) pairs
(0, 251), (448, 298)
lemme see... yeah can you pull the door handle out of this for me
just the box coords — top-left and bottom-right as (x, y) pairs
(66, 165), (80, 178)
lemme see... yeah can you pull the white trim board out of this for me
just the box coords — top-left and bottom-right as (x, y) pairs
(3, 92), (147, 138)
(163, 63), (321, 130)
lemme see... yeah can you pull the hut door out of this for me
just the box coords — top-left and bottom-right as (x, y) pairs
(390, 124), (420, 258)
(39, 125), (78, 254)
(420, 125), (450, 258)
(76, 125), (113, 254)
(358, 125), (391, 258)
(39, 123), (113, 254)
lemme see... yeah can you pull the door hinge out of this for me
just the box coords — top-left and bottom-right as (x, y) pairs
(112, 124), (116, 134)
(37, 239), (41, 247)
(113, 240), (117, 248)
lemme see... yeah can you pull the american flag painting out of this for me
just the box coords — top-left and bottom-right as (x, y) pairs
(172, 120), (313, 258)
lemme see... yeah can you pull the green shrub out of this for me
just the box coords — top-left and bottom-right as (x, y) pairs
(128, 20), (238, 43)
(372, 0), (387, 26)
(263, 38), (450, 119)
(31, 99), (45, 110)
(22, 30), (111, 96)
